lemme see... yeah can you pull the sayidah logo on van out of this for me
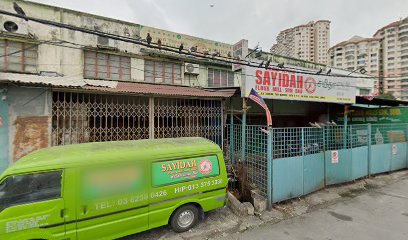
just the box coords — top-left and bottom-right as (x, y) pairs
(199, 160), (212, 175)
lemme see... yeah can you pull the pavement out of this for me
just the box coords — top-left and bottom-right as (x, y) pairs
(124, 170), (408, 240)
(217, 174), (408, 240)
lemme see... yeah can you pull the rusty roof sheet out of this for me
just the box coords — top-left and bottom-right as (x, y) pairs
(0, 72), (118, 88)
(83, 82), (236, 98)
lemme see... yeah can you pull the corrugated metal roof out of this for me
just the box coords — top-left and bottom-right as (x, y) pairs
(84, 82), (236, 98)
(0, 72), (235, 98)
(0, 72), (118, 88)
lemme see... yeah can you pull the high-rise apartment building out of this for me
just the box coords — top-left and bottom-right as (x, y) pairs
(329, 36), (381, 90)
(373, 17), (408, 100)
(270, 20), (330, 64)
(330, 17), (408, 100)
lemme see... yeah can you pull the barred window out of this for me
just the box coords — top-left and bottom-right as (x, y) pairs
(208, 68), (234, 87)
(144, 60), (182, 84)
(0, 39), (37, 73)
(84, 51), (131, 81)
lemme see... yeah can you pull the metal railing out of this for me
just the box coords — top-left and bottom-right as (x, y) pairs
(224, 123), (408, 208)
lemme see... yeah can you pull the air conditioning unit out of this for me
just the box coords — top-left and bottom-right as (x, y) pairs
(1, 18), (29, 35)
(184, 63), (200, 75)
(97, 37), (118, 51)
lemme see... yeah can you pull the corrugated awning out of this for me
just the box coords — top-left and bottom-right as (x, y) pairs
(84, 82), (236, 98)
(0, 72), (118, 88)
(0, 72), (236, 98)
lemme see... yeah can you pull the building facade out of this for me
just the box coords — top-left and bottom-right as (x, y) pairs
(270, 20), (331, 65)
(0, 0), (237, 171)
(0, 1), (374, 173)
(373, 17), (408, 100)
(328, 36), (381, 90)
(330, 17), (408, 100)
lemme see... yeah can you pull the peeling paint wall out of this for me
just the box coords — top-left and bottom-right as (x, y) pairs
(5, 86), (51, 163)
(0, 90), (9, 172)
(13, 116), (50, 160)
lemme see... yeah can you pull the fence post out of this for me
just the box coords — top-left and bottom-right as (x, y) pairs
(323, 127), (326, 187)
(343, 109), (348, 149)
(267, 127), (273, 210)
(241, 99), (247, 162)
(405, 123), (408, 168)
(230, 111), (234, 164)
(367, 124), (372, 177)
(301, 128), (305, 195)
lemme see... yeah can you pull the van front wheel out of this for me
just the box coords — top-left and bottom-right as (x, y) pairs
(170, 204), (199, 232)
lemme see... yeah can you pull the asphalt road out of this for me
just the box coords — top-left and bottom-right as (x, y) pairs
(219, 177), (408, 240)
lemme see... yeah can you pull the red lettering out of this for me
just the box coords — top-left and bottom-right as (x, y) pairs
(278, 73), (282, 86)
(263, 71), (271, 85)
(297, 76), (303, 89)
(271, 71), (278, 86)
(255, 70), (263, 84)
(282, 73), (289, 87)
(290, 75), (296, 88)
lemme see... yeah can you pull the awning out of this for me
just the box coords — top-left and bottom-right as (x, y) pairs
(0, 72), (235, 98)
(84, 82), (236, 98)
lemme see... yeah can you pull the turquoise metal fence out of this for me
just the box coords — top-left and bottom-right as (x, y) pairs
(225, 123), (408, 206)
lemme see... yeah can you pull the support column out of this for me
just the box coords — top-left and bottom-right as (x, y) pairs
(343, 105), (349, 149)
(241, 98), (247, 162)
(267, 127), (273, 210)
(367, 124), (372, 177)
(149, 97), (154, 139)
(230, 110), (234, 164)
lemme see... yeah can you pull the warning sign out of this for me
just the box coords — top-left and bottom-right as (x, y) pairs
(331, 150), (339, 164)
(392, 144), (397, 155)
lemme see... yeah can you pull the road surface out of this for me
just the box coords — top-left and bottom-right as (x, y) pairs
(219, 176), (408, 240)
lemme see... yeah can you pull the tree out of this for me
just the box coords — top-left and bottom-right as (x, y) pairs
(377, 92), (396, 100)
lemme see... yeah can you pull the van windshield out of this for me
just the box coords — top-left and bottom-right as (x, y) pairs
(0, 172), (62, 211)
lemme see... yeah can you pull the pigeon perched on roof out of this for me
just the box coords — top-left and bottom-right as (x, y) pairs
(13, 2), (28, 21)
(146, 33), (152, 46)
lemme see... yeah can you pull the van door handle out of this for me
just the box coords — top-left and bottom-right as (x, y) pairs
(60, 209), (65, 218)
(82, 206), (87, 214)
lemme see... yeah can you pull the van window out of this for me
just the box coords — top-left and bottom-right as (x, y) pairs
(152, 155), (220, 187)
(0, 171), (62, 211)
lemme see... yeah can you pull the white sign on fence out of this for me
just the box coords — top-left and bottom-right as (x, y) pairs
(331, 150), (339, 164)
(392, 144), (398, 155)
(242, 66), (357, 103)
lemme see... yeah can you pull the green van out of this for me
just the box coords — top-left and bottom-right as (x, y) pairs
(0, 137), (228, 240)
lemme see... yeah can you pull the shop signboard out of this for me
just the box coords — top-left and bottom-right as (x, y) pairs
(242, 65), (356, 103)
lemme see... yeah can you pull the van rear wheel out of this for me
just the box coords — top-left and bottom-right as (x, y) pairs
(170, 204), (199, 232)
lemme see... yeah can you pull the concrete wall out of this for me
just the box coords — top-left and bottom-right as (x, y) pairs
(0, 0), (235, 88)
(1, 85), (52, 164)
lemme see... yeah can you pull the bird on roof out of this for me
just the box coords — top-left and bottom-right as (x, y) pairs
(157, 39), (162, 50)
(317, 68), (323, 74)
(13, 2), (28, 21)
(326, 69), (332, 75)
(146, 33), (152, 46)
(264, 59), (271, 69)
(178, 43), (183, 53)
(190, 46), (197, 53)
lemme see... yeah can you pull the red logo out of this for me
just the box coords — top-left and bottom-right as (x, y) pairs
(305, 77), (316, 94)
(199, 160), (212, 175)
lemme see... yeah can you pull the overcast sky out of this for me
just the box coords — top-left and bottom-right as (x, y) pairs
(32, 0), (408, 50)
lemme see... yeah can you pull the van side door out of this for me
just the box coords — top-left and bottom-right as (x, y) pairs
(0, 170), (66, 240)
(75, 163), (149, 240)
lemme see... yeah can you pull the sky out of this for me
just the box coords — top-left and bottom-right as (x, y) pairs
(32, 0), (408, 50)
